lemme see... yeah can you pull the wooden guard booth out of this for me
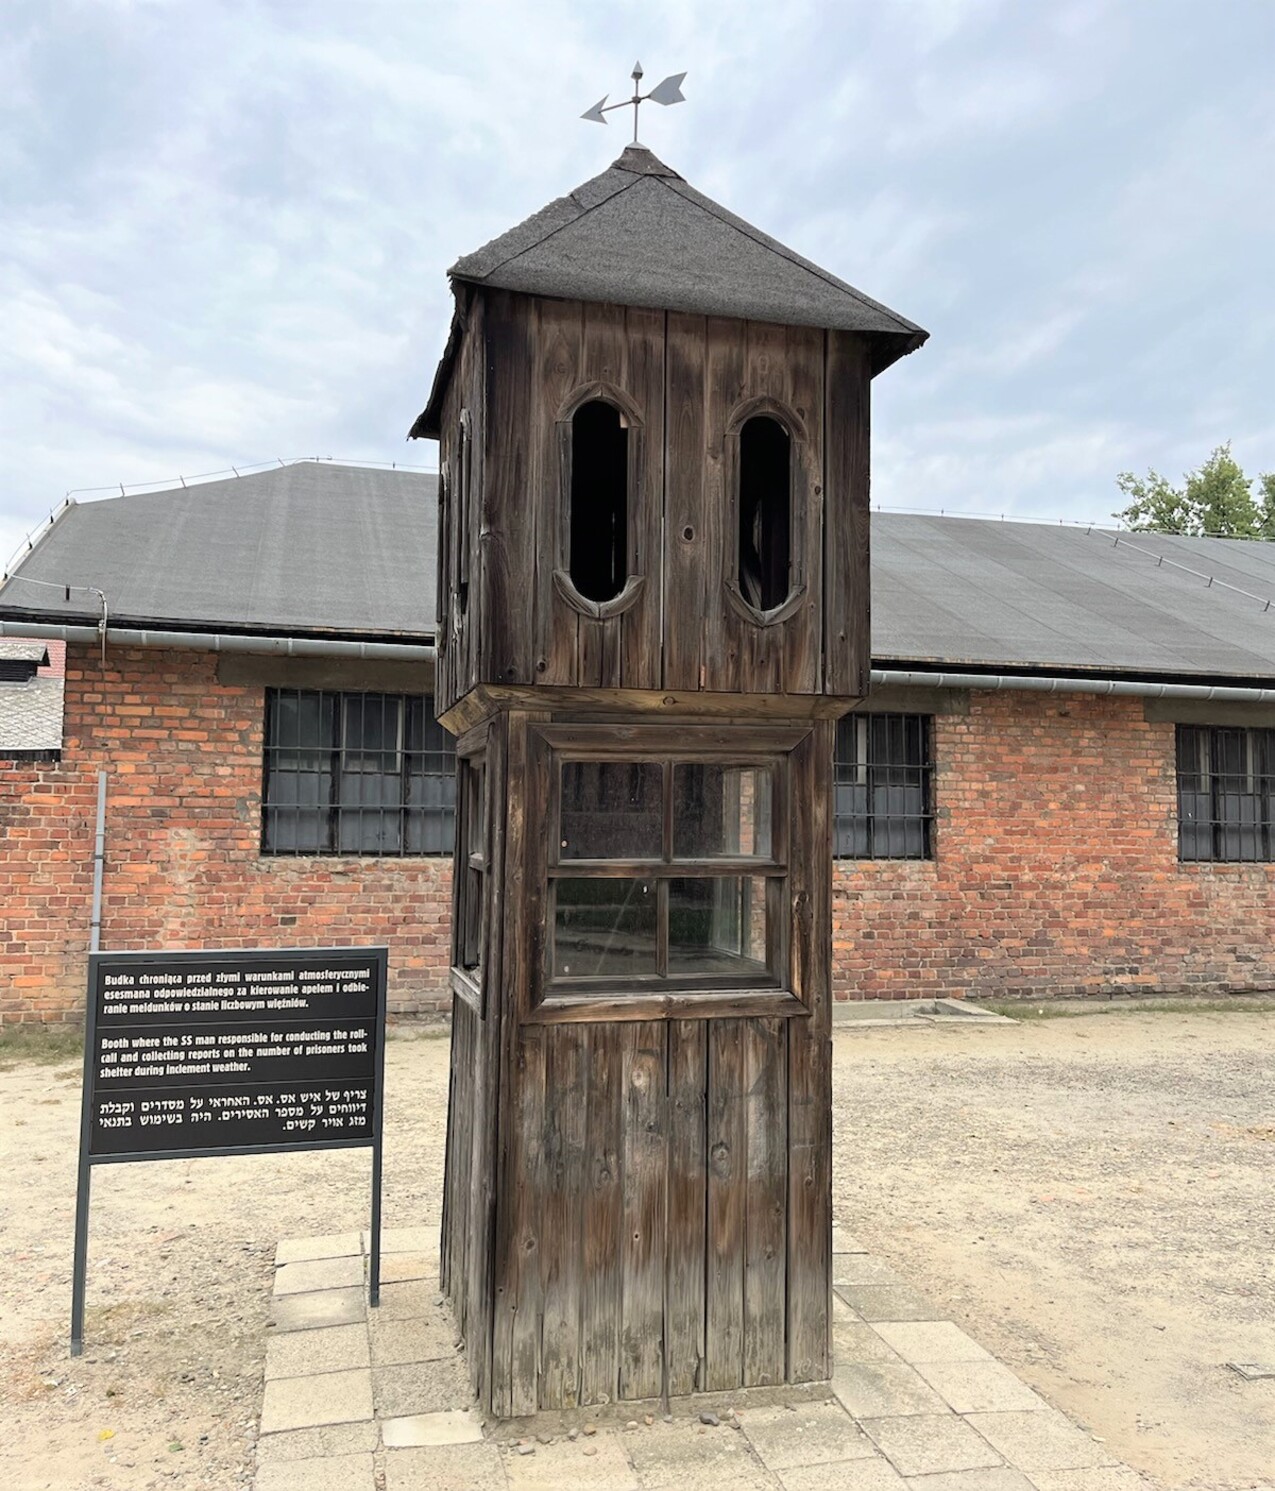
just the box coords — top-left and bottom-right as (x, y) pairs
(410, 144), (926, 1417)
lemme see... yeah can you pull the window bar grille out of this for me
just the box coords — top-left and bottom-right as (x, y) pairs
(262, 689), (456, 857)
(1177, 724), (1275, 863)
(833, 713), (934, 860)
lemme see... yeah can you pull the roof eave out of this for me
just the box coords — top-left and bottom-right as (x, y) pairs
(870, 328), (930, 377)
(410, 290), (470, 442)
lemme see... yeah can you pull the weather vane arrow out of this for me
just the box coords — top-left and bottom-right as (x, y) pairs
(582, 61), (687, 143)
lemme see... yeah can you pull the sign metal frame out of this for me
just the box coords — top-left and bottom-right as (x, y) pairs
(71, 945), (388, 1356)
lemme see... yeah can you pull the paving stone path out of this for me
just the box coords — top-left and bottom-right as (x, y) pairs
(254, 1226), (1153, 1491)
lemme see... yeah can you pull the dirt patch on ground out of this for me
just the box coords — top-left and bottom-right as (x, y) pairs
(833, 1010), (1275, 1491)
(0, 1029), (450, 1491)
(2, 1012), (1271, 1490)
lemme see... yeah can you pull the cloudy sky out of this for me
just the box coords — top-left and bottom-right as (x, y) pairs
(3, 0), (1273, 569)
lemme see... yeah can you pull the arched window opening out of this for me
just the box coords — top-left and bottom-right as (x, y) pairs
(738, 415), (791, 612)
(570, 400), (628, 604)
(455, 418), (470, 615)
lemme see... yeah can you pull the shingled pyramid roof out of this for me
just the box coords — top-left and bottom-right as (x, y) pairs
(413, 145), (926, 437)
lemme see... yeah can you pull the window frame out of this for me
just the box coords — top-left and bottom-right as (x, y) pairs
(449, 720), (491, 1016)
(260, 688), (456, 859)
(723, 396), (810, 627)
(552, 382), (647, 621)
(833, 712), (935, 861)
(1177, 723), (1275, 863)
(525, 721), (814, 1024)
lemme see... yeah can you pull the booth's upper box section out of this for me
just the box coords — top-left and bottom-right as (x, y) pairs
(414, 147), (928, 710)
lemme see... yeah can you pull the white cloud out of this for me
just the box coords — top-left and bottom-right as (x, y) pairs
(0, 0), (1271, 552)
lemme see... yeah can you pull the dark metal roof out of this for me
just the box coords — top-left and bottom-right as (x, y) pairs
(7, 464), (1275, 684)
(411, 145), (928, 438)
(872, 515), (1275, 681)
(0, 462), (437, 640)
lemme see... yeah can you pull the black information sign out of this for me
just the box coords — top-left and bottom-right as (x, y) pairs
(72, 946), (387, 1355)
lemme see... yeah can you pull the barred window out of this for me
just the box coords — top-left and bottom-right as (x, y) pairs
(833, 713), (933, 860)
(1177, 724), (1275, 863)
(262, 690), (455, 856)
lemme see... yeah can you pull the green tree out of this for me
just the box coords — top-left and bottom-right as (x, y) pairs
(1114, 443), (1275, 539)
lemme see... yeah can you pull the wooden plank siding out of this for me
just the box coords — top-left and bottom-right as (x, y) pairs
(480, 1012), (818, 1412)
(433, 292), (869, 712)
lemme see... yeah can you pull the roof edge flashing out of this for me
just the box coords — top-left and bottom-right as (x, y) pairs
(872, 668), (1275, 704)
(0, 618), (435, 664)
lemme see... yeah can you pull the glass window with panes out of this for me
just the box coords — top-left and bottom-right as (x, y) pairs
(833, 713), (933, 859)
(548, 755), (783, 992)
(262, 690), (455, 856)
(1177, 724), (1275, 862)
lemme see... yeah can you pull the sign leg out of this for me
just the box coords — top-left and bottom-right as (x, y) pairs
(71, 1160), (91, 1356)
(369, 1132), (382, 1308)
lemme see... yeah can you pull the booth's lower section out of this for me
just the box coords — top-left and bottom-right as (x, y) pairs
(442, 999), (831, 1416)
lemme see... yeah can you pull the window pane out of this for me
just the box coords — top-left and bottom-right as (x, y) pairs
(668, 877), (769, 977)
(405, 698), (456, 855)
(672, 765), (772, 859)
(559, 762), (662, 859)
(553, 878), (657, 977)
(462, 867), (483, 969)
(337, 696), (403, 854)
(263, 691), (335, 853)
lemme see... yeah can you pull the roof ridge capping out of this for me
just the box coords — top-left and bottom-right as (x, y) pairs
(413, 145), (927, 438)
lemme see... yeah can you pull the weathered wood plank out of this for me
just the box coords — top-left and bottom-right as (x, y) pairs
(621, 306), (665, 692)
(743, 1016), (787, 1386)
(786, 722), (833, 1382)
(825, 330), (871, 696)
(490, 710), (532, 1417)
(620, 1021), (667, 1400)
(705, 1018), (747, 1390)
(536, 299), (583, 688)
(704, 318), (746, 695)
(439, 994), (462, 1296)
(508, 1024), (546, 1416)
(663, 313), (707, 692)
(783, 324), (824, 695)
(538, 1026), (588, 1407)
(477, 294), (532, 690)
(579, 1025), (624, 1405)
(470, 715), (507, 1409)
(665, 1020), (707, 1396)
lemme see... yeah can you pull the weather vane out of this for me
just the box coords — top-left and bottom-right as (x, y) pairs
(582, 61), (686, 144)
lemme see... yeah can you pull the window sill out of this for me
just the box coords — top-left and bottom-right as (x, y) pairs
(527, 987), (808, 1025)
(260, 852), (453, 863)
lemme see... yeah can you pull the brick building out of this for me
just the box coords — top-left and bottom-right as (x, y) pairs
(3, 460), (1275, 1024)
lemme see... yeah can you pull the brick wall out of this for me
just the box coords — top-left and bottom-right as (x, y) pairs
(1, 645), (452, 1025)
(6, 657), (1275, 1025)
(833, 690), (1275, 1001)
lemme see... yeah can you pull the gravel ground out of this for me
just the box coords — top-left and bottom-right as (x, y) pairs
(0, 1027), (451, 1491)
(833, 1008), (1275, 1491)
(2, 1009), (1271, 1491)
